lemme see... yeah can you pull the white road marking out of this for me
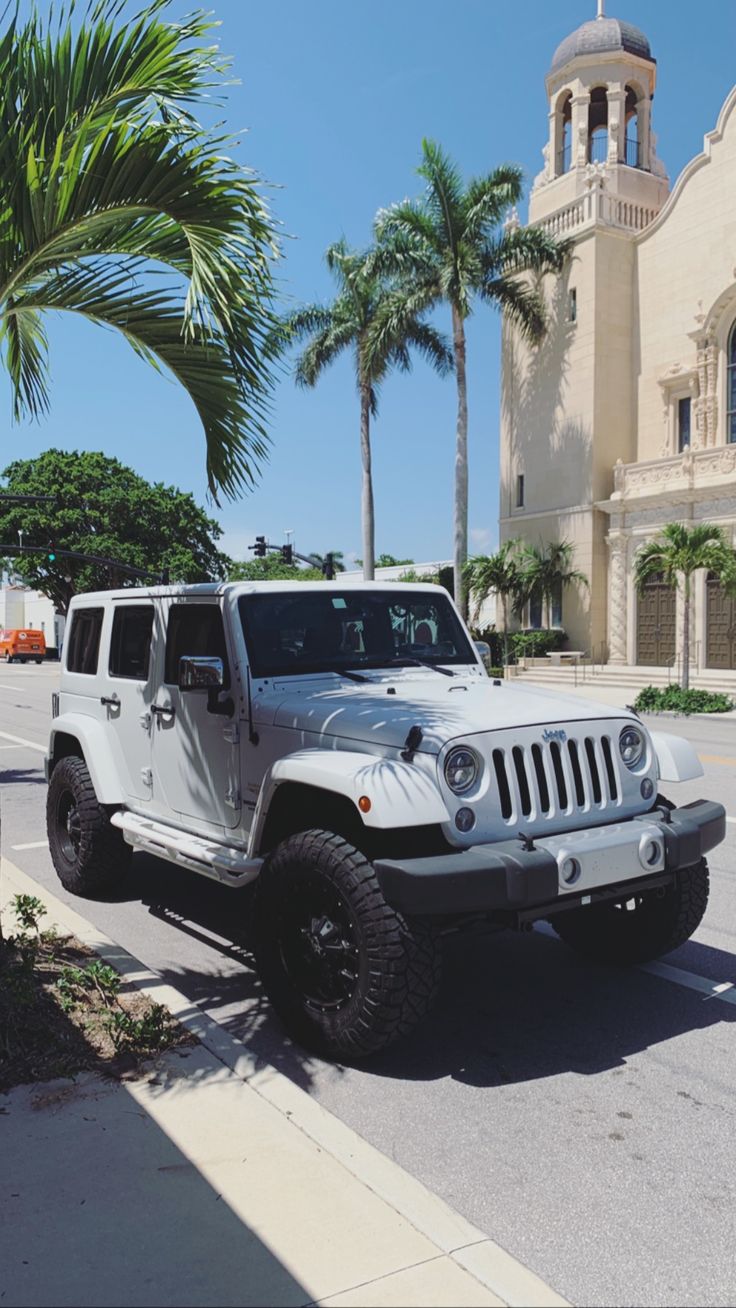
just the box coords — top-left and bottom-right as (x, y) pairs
(0, 744), (23, 750)
(536, 922), (736, 1007)
(0, 729), (46, 754)
(639, 960), (736, 1006)
(727, 816), (736, 825)
(11, 840), (48, 851)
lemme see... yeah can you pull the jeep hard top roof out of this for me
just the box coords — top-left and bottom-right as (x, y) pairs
(67, 580), (450, 605)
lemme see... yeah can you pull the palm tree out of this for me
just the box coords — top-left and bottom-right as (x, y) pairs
(0, 0), (278, 502)
(371, 140), (567, 615)
(282, 240), (453, 579)
(463, 540), (522, 666)
(308, 550), (346, 574)
(518, 540), (589, 632)
(634, 523), (736, 690)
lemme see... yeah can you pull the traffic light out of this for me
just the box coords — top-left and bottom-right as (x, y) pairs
(253, 536), (267, 558)
(281, 543), (293, 565)
(46, 543), (57, 562)
(322, 552), (335, 580)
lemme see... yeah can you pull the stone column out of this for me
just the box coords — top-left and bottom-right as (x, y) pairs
(606, 84), (626, 163)
(606, 531), (629, 664)
(571, 92), (591, 167)
(638, 97), (652, 171)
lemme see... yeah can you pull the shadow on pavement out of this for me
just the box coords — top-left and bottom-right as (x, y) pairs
(106, 851), (736, 1094)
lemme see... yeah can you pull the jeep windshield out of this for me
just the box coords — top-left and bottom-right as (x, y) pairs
(238, 590), (477, 679)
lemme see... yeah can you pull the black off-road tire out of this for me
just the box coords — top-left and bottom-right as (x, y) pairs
(47, 755), (130, 896)
(253, 829), (442, 1060)
(551, 859), (709, 965)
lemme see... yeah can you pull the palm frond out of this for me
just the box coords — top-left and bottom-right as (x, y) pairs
(15, 259), (273, 500)
(417, 139), (463, 250)
(481, 276), (547, 343)
(462, 165), (523, 240)
(0, 303), (50, 419)
(483, 226), (569, 277)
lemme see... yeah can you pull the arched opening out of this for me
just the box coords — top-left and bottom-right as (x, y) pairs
(625, 86), (641, 168)
(588, 87), (608, 164)
(557, 92), (573, 175)
(728, 319), (736, 444)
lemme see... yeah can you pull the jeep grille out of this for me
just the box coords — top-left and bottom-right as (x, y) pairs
(491, 733), (619, 822)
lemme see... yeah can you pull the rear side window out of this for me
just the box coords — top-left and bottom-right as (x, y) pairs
(65, 608), (104, 675)
(164, 604), (230, 687)
(109, 606), (154, 681)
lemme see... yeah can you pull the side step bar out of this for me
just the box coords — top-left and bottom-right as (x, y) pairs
(110, 811), (262, 888)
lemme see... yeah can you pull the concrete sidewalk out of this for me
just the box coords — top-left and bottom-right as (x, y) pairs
(1, 858), (569, 1308)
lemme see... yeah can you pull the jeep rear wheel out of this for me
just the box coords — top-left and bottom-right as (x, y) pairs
(551, 859), (709, 965)
(253, 829), (442, 1060)
(47, 756), (130, 896)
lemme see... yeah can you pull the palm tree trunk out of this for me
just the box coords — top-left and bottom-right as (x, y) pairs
(359, 380), (375, 581)
(682, 576), (690, 691)
(502, 592), (509, 667)
(452, 304), (469, 619)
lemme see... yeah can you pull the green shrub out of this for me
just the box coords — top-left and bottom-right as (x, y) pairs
(633, 685), (734, 715)
(488, 667), (505, 679)
(510, 629), (567, 659)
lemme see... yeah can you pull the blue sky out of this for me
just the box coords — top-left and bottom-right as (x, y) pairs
(3, 0), (735, 567)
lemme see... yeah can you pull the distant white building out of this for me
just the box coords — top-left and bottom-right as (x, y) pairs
(339, 560), (497, 630)
(0, 586), (65, 653)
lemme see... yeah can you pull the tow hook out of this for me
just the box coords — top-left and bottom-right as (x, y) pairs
(517, 831), (536, 852)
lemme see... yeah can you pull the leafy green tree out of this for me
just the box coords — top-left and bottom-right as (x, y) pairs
(372, 140), (567, 615)
(0, 450), (229, 612)
(306, 550), (345, 574)
(634, 523), (736, 690)
(0, 0), (278, 501)
(282, 239), (453, 580)
(228, 555), (322, 582)
(463, 541), (522, 665)
(517, 540), (588, 633)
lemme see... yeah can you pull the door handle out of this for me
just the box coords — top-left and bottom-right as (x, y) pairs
(100, 695), (120, 708)
(151, 704), (176, 720)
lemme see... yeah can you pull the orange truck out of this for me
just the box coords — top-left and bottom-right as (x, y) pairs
(0, 628), (47, 663)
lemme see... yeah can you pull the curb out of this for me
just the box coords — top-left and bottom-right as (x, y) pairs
(1, 855), (569, 1308)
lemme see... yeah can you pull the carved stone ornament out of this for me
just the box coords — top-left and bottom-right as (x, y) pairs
(605, 534), (628, 663)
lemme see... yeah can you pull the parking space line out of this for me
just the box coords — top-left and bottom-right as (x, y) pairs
(639, 960), (736, 1005)
(698, 753), (736, 767)
(0, 729), (46, 753)
(11, 840), (48, 851)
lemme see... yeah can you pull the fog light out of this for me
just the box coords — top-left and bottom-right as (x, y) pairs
(640, 778), (654, 800)
(639, 837), (662, 869)
(455, 807), (476, 833)
(561, 856), (581, 885)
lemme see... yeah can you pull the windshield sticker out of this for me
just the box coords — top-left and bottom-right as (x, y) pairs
(332, 598), (347, 609)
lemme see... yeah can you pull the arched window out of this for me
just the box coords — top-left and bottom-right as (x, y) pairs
(625, 86), (640, 168)
(558, 93), (573, 175)
(588, 87), (608, 164)
(729, 321), (736, 444)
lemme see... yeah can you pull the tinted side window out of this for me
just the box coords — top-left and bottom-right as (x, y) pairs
(165, 604), (230, 687)
(109, 606), (154, 681)
(66, 608), (104, 675)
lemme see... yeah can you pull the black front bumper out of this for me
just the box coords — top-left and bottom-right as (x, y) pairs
(373, 800), (726, 917)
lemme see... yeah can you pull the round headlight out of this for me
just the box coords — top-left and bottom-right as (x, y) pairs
(619, 724), (645, 770)
(444, 746), (480, 794)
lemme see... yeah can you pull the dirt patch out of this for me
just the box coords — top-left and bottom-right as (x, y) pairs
(0, 925), (194, 1094)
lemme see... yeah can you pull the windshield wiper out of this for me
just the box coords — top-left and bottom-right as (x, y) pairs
(385, 657), (455, 678)
(335, 668), (370, 683)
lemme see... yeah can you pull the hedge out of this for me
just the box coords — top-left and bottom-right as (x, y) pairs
(633, 685), (734, 715)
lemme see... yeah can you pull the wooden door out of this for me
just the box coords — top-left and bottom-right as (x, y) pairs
(636, 578), (676, 666)
(706, 576), (736, 670)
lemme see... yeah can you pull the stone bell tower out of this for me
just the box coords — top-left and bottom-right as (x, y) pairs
(499, 3), (670, 657)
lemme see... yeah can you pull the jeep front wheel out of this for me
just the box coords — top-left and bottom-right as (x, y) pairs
(551, 859), (709, 964)
(47, 756), (130, 896)
(253, 829), (442, 1060)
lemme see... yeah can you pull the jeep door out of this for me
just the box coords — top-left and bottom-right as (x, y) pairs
(104, 600), (158, 804)
(149, 599), (241, 831)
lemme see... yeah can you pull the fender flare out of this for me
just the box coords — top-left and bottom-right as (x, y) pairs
(48, 715), (126, 804)
(650, 731), (704, 783)
(249, 749), (450, 855)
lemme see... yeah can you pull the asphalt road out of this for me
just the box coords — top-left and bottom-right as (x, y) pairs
(2, 665), (735, 1308)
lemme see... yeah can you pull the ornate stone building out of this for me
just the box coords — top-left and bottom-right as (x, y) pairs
(500, 3), (736, 671)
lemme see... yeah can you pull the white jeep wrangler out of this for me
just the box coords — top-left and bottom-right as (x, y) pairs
(46, 581), (726, 1059)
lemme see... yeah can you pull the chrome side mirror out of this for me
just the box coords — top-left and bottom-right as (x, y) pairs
(178, 655), (224, 690)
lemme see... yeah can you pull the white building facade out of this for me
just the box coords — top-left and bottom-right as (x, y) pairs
(500, 5), (736, 672)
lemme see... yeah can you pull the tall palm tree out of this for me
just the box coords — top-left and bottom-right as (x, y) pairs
(282, 240), (453, 579)
(463, 540), (522, 666)
(634, 523), (736, 690)
(0, 0), (278, 502)
(371, 140), (567, 615)
(518, 540), (589, 632)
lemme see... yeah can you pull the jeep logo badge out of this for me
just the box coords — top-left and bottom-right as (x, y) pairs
(543, 728), (567, 743)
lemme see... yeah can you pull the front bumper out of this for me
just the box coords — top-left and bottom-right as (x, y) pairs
(373, 800), (726, 917)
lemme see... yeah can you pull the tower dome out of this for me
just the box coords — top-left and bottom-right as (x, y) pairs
(550, 14), (653, 76)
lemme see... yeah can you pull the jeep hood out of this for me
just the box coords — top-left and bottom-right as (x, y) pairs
(255, 675), (632, 755)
